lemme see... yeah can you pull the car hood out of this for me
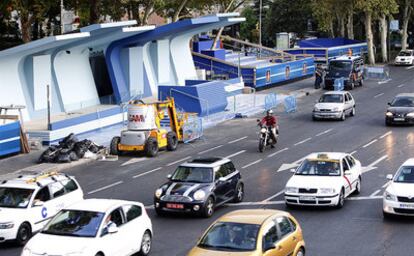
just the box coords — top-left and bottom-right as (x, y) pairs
(287, 175), (343, 189)
(162, 181), (211, 197)
(188, 246), (260, 256)
(0, 207), (25, 222)
(25, 233), (93, 254)
(386, 182), (414, 197)
(315, 102), (343, 110)
(387, 107), (414, 114)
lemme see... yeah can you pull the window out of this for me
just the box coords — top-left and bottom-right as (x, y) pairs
(262, 223), (278, 251)
(49, 182), (66, 198)
(347, 93), (353, 101)
(346, 156), (355, 168)
(215, 166), (228, 180)
(288, 218), (297, 231)
(345, 94), (350, 102)
(34, 187), (51, 203)
(342, 159), (350, 172)
(276, 217), (293, 238)
(61, 179), (78, 193)
(123, 205), (142, 222)
(225, 162), (236, 174)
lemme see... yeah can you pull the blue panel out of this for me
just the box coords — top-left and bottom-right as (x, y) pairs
(201, 49), (225, 60)
(299, 38), (365, 48)
(185, 80), (208, 86)
(0, 121), (21, 156)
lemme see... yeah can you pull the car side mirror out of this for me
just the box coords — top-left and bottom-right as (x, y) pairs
(386, 174), (393, 180)
(264, 244), (276, 252)
(387, 102), (391, 106)
(167, 174), (172, 179)
(218, 177), (226, 183)
(290, 168), (296, 173)
(33, 200), (44, 207)
(107, 223), (118, 234)
(344, 170), (351, 175)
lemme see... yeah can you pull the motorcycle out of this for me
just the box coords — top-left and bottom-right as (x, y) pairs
(257, 120), (279, 152)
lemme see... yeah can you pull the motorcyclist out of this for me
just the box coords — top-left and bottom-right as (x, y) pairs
(259, 110), (278, 148)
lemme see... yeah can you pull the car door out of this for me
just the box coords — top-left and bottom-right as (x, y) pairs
(99, 207), (128, 256)
(60, 178), (83, 206)
(347, 93), (355, 107)
(48, 181), (68, 216)
(261, 220), (280, 256)
(122, 204), (144, 254)
(344, 94), (352, 114)
(346, 155), (360, 188)
(342, 158), (354, 196)
(29, 186), (53, 231)
(274, 216), (297, 256)
(213, 165), (231, 203)
(223, 162), (238, 199)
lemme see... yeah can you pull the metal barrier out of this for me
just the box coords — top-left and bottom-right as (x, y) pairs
(182, 114), (203, 143)
(363, 65), (390, 81)
(334, 77), (345, 91)
(265, 93), (278, 110)
(0, 121), (21, 156)
(284, 96), (297, 113)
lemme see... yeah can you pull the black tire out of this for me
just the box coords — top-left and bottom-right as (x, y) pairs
(383, 211), (393, 220)
(350, 107), (356, 117)
(138, 230), (152, 256)
(336, 189), (345, 209)
(296, 247), (305, 256)
(155, 206), (165, 217)
(259, 138), (265, 153)
(16, 222), (32, 246)
(166, 131), (178, 151)
(385, 120), (392, 126)
(110, 136), (120, 155)
(348, 81), (355, 90)
(340, 112), (346, 121)
(354, 177), (361, 195)
(312, 115), (318, 121)
(233, 183), (244, 203)
(95, 253), (104, 256)
(202, 197), (215, 218)
(145, 137), (159, 157)
(359, 79), (364, 86)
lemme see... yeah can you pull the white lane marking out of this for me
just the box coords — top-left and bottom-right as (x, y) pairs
(406, 66), (414, 70)
(294, 137), (312, 146)
(267, 147), (289, 158)
(397, 83), (405, 88)
(87, 181), (124, 195)
(378, 79), (392, 84)
(198, 145), (223, 155)
(362, 155), (388, 174)
(374, 93), (384, 98)
(370, 189), (381, 197)
(316, 129), (332, 137)
(133, 167), (162, 179)
(242, 159), (263, 169)
(166, 156), (191, 166)
(225, 150), (246, 159)
(382, 181), (390, 188)
(362, 139), (378, 148)
(228, 136), (248, 144)
(121, 157), (147, 167)
(380, 131), (392, 139)
(346, 196), (382, 200)
(262, 189), (285, 202)
(226, 200), (285, 206)
(349, 150), (358, 155)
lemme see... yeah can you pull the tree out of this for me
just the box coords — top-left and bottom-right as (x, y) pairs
(239, 6), (257, 43)
(310, 0), (336, 37)
(400, 0), (413, 50)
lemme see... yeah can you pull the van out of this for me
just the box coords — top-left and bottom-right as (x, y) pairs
(324, 55), (364, 90)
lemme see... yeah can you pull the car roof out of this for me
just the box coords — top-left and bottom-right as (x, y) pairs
(216, 209), (289, 225)
(180, 157), (231, 168)
(400, 49), (413, 52)
(0, 172), (71, 190)
(402, 158), (414, 166)
(306, 152), (348, 161)
(323, 91), (348, 95)
(66, 199), (141, 213)
(395, 93), (414, 98)
(331, 55), (363, 61)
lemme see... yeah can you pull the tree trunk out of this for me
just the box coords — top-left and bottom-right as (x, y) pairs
(347, 11), (354, 39)
(380, 14), (388, 63)
(329, 19), (334, 38)
(173, 0), (189, 22)
(20, 12), (31, 43)
(211, 0), (237, 50)
(338, 14), (345, 38)
(365, 11), (375, 64)
(89, 0), (100, 24)
(401, 0), (411, 50)
(142, 2), (154, 25)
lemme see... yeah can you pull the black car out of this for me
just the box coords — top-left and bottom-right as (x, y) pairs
(154, 157), (244, 218)
(385, 93), (414, 125)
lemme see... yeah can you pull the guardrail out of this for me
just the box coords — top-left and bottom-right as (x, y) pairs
(363, 65), (390, 81)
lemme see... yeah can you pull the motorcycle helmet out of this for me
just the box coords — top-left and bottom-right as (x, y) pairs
(266, 109), (273, 115)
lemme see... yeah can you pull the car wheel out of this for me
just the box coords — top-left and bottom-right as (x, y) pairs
(259, 138), (265, 153)
(336, 189), (345, 209)
(350, 107), (356, 117)
(95, 253), (104, 256)
(359, 78), (364, 86)
(138, 230), (152, 256)
(354, 177), (361, 195)
(385, 120), (392, 126)
(296, 247), (305, 256)
(312, 115), (318, 121)
(16, 222), (32, 246)
(233, 183), (244, 203)
(340, 112), (346, 121)
(110, 136), (120, 155)
(383, 211), (393, 220)
(166, 131), (178, 151)
(155, 206), (165, 217)
(202, 197), (215, 218)
(144, 137), (159, 157)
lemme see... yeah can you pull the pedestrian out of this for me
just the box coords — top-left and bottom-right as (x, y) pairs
(314, 64), (323, 89)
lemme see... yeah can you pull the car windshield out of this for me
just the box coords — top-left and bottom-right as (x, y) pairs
(42, 210), (104, 237)
(171, 166), (213, 183)
(198, 222), (260, 252)
(398, 51), (412, 56)
(394, 166), (414, 183)
(0, 187), (34, 208)
(329, 61), (352, 72)
(296, 159), (341, 176)
(319, 94), (343, 103)
(390, 97), (414, 107)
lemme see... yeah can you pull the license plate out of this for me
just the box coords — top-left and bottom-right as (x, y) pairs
(399, 203), (414, 209)
(300, 196), (316, 201)
(166, 203), (184, 209)
(394, 118), (405, 121)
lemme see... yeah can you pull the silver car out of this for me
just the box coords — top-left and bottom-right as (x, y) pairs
(313, 91), (356, 121)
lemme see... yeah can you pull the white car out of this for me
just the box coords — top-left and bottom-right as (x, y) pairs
(312, 91), (356, 121)
(22, 199), (153, 256)
(0, 172), (83, 245)
(285, 152), (362, 208)
(394, 50), (414, 65)
(383, 158), (414, 218)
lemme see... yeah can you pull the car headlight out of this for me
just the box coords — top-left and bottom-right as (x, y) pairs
(21, 247), (32, 256)
(333, 107), (340, 112)
(384, 191), (397, 201)
(386, 112), (393, 117)
(155, 188), (163, 199)
(0, 222), (14, 229)
(285, 187), (299, 194)
(193, 190), (206, 201)
(313, 107), (319, 112)
(319, 188), (336, 194)
(406, 112), (414, 117)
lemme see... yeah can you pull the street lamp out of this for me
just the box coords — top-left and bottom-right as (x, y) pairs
(259, 0), (262, 57)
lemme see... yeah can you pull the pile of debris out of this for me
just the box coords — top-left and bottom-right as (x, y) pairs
(38, 133), (105, 163)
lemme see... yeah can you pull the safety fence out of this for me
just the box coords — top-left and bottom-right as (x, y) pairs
(265, 93), (278, 110)
(284, 96), (297, 113)
(0, 121), (21, 157)
(334, 78), (345, 91)
(363, 65), (390, 81)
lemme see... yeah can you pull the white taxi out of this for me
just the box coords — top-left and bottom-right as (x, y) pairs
(313, 91), (356, 121)
(0, 172), (83, 245)
(22, 199), (153, 256)
(394, 49), (414, 65)
(285, 152), (362, 208)
(383, 158), (414, 218)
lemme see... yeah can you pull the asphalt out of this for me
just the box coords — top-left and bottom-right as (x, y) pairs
(2, 65), (414, 256)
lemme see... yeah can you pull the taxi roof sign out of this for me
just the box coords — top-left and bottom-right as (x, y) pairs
(317, 153), (329, 159)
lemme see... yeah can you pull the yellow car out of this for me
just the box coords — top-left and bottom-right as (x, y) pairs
(188, 209), (305, 256)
